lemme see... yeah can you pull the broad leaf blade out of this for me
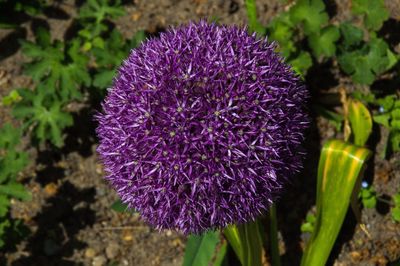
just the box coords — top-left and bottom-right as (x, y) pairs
(348, 99), (372, 146)
(183, 230), (221, 266)
(301, 140), (371, 266)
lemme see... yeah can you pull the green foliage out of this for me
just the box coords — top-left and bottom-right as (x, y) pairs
(361, 94), (400, 155)
(359, 185), (377, 209)
(79, 0), (125, 24)
(0, 125), (29, 185)
(110, 199), (137, 214)
(1, 90), (22, 106)
(301, 213), (316, 233)
(20, 28), (90, 102)
(338, 38), (396, 85)
(267, 14), (295, 58)
(339, 23), (364, 50)
(265, 0), (331, 75)
(12, 87), (73, 147)
(351, 0), (389, 31)
(308, 26), (340, 59)
(0, 124), (31, 248)
(111, 199), (129, 212)
(289, 51), (313, 76)
(263, 0), (396, 83)
(289, 0), (328, 35)
(78, 0), (125, 49)
(392, 193), (400, 222)
(183, 231), (227, 266)
(245, 0), (265, 35)
(92, 30), (146, 89)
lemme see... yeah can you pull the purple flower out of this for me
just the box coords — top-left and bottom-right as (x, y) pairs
(96, 21), (309, 234)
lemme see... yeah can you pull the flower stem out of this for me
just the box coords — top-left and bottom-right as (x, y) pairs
(269, 204), (281, 266)
(224, 219), (263, 266)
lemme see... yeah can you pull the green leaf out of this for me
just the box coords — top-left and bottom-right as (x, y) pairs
(301, 222), (314, 233)
(289, 0), (328, 35)
(0, 150), (29, 184)
(128, 30), (146, 48)
(289, 51), (312, 76)
(92, 30), (146, 90)
(0, 218), (10, 248)
(393, 194), (400, 206)
(386, 48), (398, 70)
(376, 95), (396, 111)
(12, 87), (73, 147)
(183, 231), (222, 266)
(363, 195), (377, 208)
(79, 0), (125, 24)
(93, 70), (116, 89)
(340, 22), (364, 49)
(0, 123), (22, 149)
(306, 213), (316, 223)
(0, 195), (10, 217)
(301, 140), (371, 266)
(267, 13), (296, 58)
(35, 27), (51, 47)
(359, 186), (377, 208)
(92, 30), (127, 67)
(245, 0), (266, 35)
(308, 25), (340, 58)
(301, 214), (316, 233)
(391, 207), (400, 222)
(389, 131), (400, 152)
(111, 199), (129, 212)
(348, 99), (372, 146)
(1, 90), (22, 106)
(0, 183), (31, 201)
(352, 0), (389, 31)
(338, 38), (393, 85)
(224, 219), (263, 266)
(21, 32), (89, 102)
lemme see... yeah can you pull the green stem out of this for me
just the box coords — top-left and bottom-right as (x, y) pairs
(269, 204), (281, 266)
(245, 0), (265, 35)
(224, 219), (263, 266)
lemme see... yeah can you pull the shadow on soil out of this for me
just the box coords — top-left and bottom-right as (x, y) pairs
(12, 106), (98, 266)
(11, 181), (96, 266)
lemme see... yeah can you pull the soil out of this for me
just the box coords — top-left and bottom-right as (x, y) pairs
(0, 0), (399, 266)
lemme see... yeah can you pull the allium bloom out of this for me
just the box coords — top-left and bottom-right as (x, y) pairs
(96, 21), (309, 234)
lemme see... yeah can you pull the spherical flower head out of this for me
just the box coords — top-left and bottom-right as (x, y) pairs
(96, 20), (309, 234)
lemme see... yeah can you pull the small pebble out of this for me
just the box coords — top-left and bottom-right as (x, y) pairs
(123, 231), (133, 242)
(106, 242), (119, 259)
(92, 255), (107, 266)
(44, 183), (58, 196)
(85, 248), (96, 258)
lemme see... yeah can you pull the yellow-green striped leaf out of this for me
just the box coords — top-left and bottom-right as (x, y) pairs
(301, 140), (371, 266)
(348, 99), (372, 146)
